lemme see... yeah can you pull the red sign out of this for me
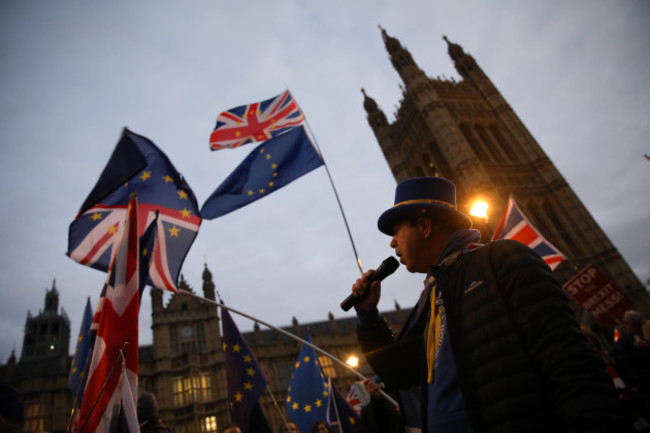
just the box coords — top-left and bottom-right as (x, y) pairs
(563, 264), (632, 326)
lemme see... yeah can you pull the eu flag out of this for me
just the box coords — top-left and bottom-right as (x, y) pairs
(285, 336), (330, 432)
(326, 379), (359, 433)
(221, 306), (272, 433)
(68, 128), (201, 292)
(200, 125), (324, 219)
(68, 297), (94, 404)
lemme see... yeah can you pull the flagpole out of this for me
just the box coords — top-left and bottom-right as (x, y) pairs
(328, 377), (344, 430)
(303, 121), (364, 276)
(78, 342), (129, 433)
(65, 347), (94, 433)
(177, 289), (399, 408)
(265, 385), (288, 426)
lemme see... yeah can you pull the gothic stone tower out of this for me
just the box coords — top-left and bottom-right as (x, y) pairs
(142, 266), (226, 431)
(362, 28), (649, 319)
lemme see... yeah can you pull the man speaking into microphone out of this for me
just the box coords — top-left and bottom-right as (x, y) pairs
(348, 176), (625, 433)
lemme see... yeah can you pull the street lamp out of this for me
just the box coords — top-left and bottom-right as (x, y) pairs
(469, 200), (489, 220)
(346, 355), (359, 368)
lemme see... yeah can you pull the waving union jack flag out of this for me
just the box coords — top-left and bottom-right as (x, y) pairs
(68, 128), (201, 292)
(209, 90), (305, 150)
(77, 194), (139, 433)
(491, 195), (566, 270)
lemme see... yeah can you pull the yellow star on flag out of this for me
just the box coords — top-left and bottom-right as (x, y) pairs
(162, 175), (174, 183)
(180, 208), (192, 219)
(292, 402), (299, 410)
(107, 224), (118, 235)
(243, 355), (252, 363)
(303, 356), (310, 363)
(246, 367), (255, 377)
(304, 404), (312, 413)
(232, 343), (241, 352)
(90, 213), (103, 221)
(177, 190), (188, 200)
(140, 170), (152, 181)
(244, 382), (253, 390)
(168, 225), (180, 238)
(315, 399), (322, 407)
(235, 392), (243, 402)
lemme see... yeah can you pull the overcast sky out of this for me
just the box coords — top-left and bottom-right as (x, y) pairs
(1, 1), (648, 361)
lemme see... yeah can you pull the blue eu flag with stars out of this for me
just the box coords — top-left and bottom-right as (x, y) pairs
(68, 297), (93, 405)
(221, 305), (272, 433)
(200, 125), (324, 219)
(285, 336), (331, 432)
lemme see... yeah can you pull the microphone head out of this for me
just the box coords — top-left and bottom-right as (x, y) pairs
(382, 256), (400, 274)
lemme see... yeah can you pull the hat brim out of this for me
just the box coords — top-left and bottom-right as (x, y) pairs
(377, 203), (472, 235)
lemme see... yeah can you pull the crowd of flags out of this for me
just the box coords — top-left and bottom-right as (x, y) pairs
(64, 89), (570, 431)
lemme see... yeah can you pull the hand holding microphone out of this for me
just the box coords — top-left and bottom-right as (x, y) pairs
(340, 256), (400, 311)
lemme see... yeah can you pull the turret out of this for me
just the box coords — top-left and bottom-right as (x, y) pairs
(202, 263), (216, 301)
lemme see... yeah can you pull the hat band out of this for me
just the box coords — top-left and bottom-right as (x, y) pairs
(393, 199), (456, 209)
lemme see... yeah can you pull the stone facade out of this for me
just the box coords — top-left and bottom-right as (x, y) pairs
(362, 28), (650, 322)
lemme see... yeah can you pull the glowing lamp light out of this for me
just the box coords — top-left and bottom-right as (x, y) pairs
(469, 201), (489, 219)
(346, 355), (359, 368)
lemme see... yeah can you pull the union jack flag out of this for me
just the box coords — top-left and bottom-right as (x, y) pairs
(77, 195), (139, 433)
(209, 90), (305, 150)
(68, 128), (201, 292)
(491, 195), (566, 270)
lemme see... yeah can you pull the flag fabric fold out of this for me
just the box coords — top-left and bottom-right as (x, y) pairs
(326, 378), (359, 433)
(491, 194), (566, 270)
(209, 90), (305, 150)
(77, 195), (140, 433)
(68, 297), (94, 429)
(285, 336), (331, 432)
(117, 361), (139, 433)
(221, 306), (272, 433)
(68, 128), (201, 292)
(200, 125), (323, 219)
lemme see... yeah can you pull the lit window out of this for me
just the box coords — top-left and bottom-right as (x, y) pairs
(24, 402), (44, 432)
(318, 355), (336, 378)
(202, 416), (218, 433)
(172, 372), (213, 406)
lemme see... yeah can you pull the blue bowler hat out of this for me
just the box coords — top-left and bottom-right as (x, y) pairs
(377, 176), (472, 235)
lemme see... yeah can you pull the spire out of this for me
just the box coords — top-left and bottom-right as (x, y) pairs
(202, 263), (216, 301)
(361, 88), (388, 127)
(379, 27), (424, 85)
(442, 35), (480, 82)
(44, 280), (59, 313)
(177, 273), (193, 293)
(443, 35), (465, 61)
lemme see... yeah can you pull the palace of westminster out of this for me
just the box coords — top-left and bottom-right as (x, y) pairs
(2, 29), (649, 432)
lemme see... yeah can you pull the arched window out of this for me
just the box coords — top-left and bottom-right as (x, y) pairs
(459, 123), (490, 161)
(489, 124), (518, 162)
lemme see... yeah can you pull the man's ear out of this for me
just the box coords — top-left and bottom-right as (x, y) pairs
(417, 216), (433, 238)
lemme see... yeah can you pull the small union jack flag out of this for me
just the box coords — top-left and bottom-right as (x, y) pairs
(209, 90), (305, 150)
(491, 195), (566, 270)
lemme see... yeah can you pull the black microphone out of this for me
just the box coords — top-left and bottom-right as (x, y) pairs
(340, 256), (400, 311)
